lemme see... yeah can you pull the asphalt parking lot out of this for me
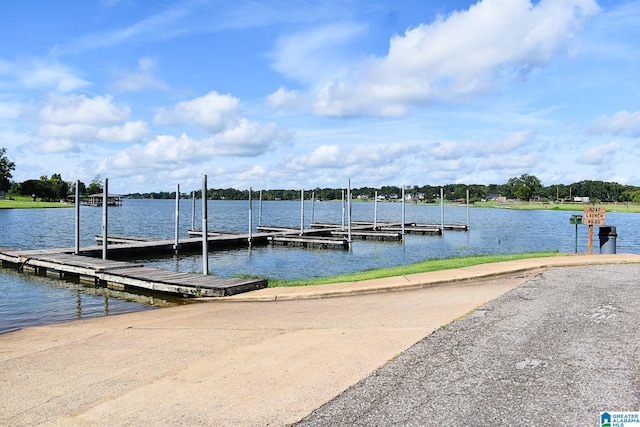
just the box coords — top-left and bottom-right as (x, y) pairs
(295, 264), (640, 426)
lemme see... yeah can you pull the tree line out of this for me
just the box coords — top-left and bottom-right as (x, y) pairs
(2, 148), (639, 203)
(127, 175), (640, 204)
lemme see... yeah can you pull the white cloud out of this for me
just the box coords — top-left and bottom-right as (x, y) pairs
(488, 130), (536, 153)
(19, 60), (90, 92)
(266, 87), (305, 111)
(154, 91), (240, 133)
(297, 142), (416, 170)
(110, 57), (168, 93)
(37, 123), (96, 141)
(96, 121), (148, 143)
(428, 141), (460, 160)
(100, 120), (291, 173)
(578, 141), (621, 165)
(40, 94), (130, 125)
(589, 110), (640, 137)
(37, 138), (80, 154)
(271, 22), (366, 83)
(300, 144), (341, 168)
(0, 129), (30, 149)
(213, 119), (289, 156)
(302, 0), (600, 117)
(483, 152), (544, 171)
(428, 130), (536, 160)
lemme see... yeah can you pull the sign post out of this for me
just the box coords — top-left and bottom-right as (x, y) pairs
(569, 215), (582, 253)
(583, 207), (606, 254)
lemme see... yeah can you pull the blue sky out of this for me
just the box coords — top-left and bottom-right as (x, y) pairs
(1, 0), (639, 194)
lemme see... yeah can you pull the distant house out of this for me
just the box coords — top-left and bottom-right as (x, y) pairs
(86, 193), (123, 207)
(487, 194), (507, 202)
(574, 196), (590, 203)
(0, 191), (5, 200)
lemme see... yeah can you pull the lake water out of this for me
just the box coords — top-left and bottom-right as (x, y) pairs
(1, 199), (639, 333)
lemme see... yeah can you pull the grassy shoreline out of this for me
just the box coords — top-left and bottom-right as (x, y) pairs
(472, 200), (640, 213)
(0, 195), (71, 209)
(267, 251), (562, 287)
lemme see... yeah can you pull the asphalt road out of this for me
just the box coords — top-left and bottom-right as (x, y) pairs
(295, 264), (640, 426)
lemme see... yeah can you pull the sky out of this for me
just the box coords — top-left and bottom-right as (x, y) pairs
(1, 0), (640, 194)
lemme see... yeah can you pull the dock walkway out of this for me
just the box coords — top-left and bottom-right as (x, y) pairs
(0, 247), (266, 297)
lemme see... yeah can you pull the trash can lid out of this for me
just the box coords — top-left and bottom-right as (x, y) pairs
(598, 225), (617, 235)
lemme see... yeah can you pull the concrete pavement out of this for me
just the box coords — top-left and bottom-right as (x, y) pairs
(1, 254), (639, 426)
(296, 261), (640, 426)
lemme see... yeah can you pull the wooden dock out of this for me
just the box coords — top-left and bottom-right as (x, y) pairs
(268, 234), (349, 249)
(311, 221), (465, 236)
(0, 247), (267, 298)
(350, 221), (468, 232)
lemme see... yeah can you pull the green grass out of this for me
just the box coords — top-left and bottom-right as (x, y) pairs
(473, 200), (640, 213)
(266, 251), (562, 287)
(0, 195), (71, 209)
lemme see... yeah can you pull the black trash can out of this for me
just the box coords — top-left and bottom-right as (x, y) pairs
(598, 226), (617, 254)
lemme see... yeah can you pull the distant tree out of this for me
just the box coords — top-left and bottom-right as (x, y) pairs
(48, 173), (69, 200)
(507, 174), (542, 201)
(71, 180), (87, 196)
(18, 179), (44, 199)
(0, 147), (16, 192)
(86, 176), (103, 195)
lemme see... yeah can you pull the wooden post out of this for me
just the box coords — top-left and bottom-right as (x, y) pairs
(587, 224), (593, 254)
(102, 178), (108, 260)
(311, 191), (315, 225)
(202, 175), (208, 275)
(74, 180), (80, 255)
(174, 183), (180, 252)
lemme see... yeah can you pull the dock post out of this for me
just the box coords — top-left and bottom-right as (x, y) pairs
(102, 178), (108, 260)
(300, 189), (304, 236)
(341, 190), (345, 231)
(466, 188), (470, 229)
(191, 190), (196, 232)
(440, 187), (444, 234)
(347, 179), (352, 246)
(259, 190), (263, 227)
(248, 186), (253, 245)
(202, 175), (209, 275)
(174, 183), (180, 252)
(75, 180), (80, 255)
(374, 190), (378, 230)
(311, 191), (315, 225)
(401, 185), (406, 236)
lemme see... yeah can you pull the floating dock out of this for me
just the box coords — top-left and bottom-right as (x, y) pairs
(0, 247), (266, 298)
(1, 218), (468, 298)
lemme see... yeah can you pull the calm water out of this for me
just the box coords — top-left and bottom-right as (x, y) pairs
(1, 199), (639, 333)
